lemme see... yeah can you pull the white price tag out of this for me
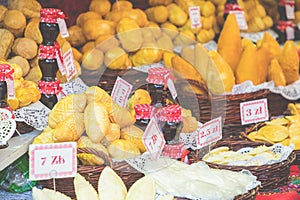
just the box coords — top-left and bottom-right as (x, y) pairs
(111, 76), (132, 108)
(6, 77), (15, 100)
(63, 48), (77, 81)
(189, 6), (202, 28)
(240, 98), (269, 125)
(167, 78), (177, 100)
(286, 26), (295, 40)
(56, 49), (66, 75)
(143, 118), (166, 160)
(230, 10), (248, 30)
(57, 18), (69, 38)
(285, 2), (295, 19)
(29, 142), (77, 181)
(197, 117), (222, 149)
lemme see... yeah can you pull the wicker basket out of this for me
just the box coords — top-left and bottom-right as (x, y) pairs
(241, 122), (300, 165)
(175, 186), (259, 200)
(211, 89), (271, 139)
(267, 92), (300, 117)
(38, 148), (144, 199)
(189, 146), (296, 192)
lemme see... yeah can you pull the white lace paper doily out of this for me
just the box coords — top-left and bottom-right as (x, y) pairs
(179, 122), (203, 150)
(270, 79), (300, 100)
(13, 77), (88, 131)
(233, 143), (294, 166)
(230, 79), (300, 101)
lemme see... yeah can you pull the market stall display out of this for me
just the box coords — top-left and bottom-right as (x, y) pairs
(0, 0), (300, 199)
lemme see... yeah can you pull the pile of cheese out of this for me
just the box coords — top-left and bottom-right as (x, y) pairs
(246, 103), (300, 150)
(203, 145), (283, 166)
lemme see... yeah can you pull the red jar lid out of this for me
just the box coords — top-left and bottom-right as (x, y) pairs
(160, 104), (182, 122)
(146, 67), (170, 85)
(0, 64), (14, 82)
(162, 142), (185, 159)
(39, 44), (57, 59)
(278, 0), (295, 6)
(134, 104), (151, 120)
(38, 80), (62, 95)
(40, 8), (66, 23)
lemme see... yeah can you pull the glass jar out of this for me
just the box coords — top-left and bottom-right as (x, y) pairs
(158, 104), (183, 144)
(146, 67), (171, 108)
(38, 80), (61, 109)
(223, 0), (240, 21)
(0, 64), (12, 149)
(278, 0), (295, 21)
(134, 104), (151, 130)
(275, 20), (295, 44)
(39, 8), (62, 46)
(0, 81), (8, 109)
(38, 45), (59, 81)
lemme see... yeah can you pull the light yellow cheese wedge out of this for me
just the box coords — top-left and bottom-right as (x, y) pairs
(98, 166), (127, 200)
(74, 173), (99, 200)
(126, 176), (155, 200)
(32, 187), (71, 200)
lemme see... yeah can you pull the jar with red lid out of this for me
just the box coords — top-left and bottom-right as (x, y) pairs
(38, 80), (61, 109)
(146, 67), (172, 108)
(0, 64), (11, 109)
(158, 104), (183, 144)
(223, 0), (241, 21)
(38, 44), (59, 82)
(134, 104), (151, 130)
(40, 8), (65, 46)
(38, 44), (61, 109)
(275, 0), (297, 43)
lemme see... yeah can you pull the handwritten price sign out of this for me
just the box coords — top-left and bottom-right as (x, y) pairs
(197, 117), (222, 149)
(285, 1), (295, 20)
(189, 6), (202, 28)
(111, 76), (132, 108)
(29, 142), (77, 181)
(143, 118), (166, 160)
(63, 48), (77, 81)
(229, 10), (248, 30)
(240, 98), (269, 125)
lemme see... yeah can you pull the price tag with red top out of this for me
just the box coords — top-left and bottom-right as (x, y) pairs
(240, 98), (269, 125)
(111, 76), (133, 108)
(286, 26), (295, 40)
(143, 118), (166, 161)
(197, 117), (222, 149)
(63, 48), (77, 81)
(57, 18), (69, 38)
(229, 10), (248, 30)
(189, 6), (202, 28)
(285, 0), (295, 20)
(29, 142), (77, 181)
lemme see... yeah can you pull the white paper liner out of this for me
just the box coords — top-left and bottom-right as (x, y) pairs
(232, 143), (294, 166)
(270, 79), (300, 100)
(178, 122), (203, 150)
(13, 77), (88, 131)
(61, 77), (88, 96)
(230, 79), (300, 101)
(240, 29), (278, 42)
(126, 155), (260, 200)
